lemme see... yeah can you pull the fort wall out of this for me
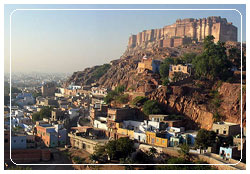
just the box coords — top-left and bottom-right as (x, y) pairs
(128, 16), (237, 48)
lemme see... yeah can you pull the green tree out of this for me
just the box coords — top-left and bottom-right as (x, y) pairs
(181, 53), (197, 64)
(115, 94), (129, 104)
(32, 106), (53, 122)
(106, 140), (118, 160)
(72, 156), (85, 164)
(104, 85), (126, 104)
(142, 100), (162, 115)
(178, 144), (190, 161)
(195, 129), (216, 149)
(104, 90), (118, 104)
(192, 35), (233, 81)
(92, 138), (135, 161)
(90, 145), (107, 163)
(159, 58), (175, 80)
(115, 85), (125, 94)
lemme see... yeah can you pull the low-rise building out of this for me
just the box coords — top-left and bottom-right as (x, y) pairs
(169, 64), (192, 80)
(35, 121), (67, 147)
(107, 107), (137, 130)
(68, 129), (108, 154)
(148, 114), (169, 122)
(212, 122), (241, 136)
(146, 131), (168, 148)
(91, 87), (108, 97)
(134, 132), (147, 143)
(11, 134), (27, 149)
(41, 82), (56, 97)
(117, 128), (134, 139)
(219, 146), (241, 160)
(93, 117), (108, 130)
(137, 56), (161, 74)
(90, 104), (108, 124)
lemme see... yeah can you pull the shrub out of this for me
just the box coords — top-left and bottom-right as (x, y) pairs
(131, 96), (148, 106)
(72, 156), (85, 164)
(142, 100), (162, 115)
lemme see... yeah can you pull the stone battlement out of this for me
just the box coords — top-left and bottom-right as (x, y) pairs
(128, 16), (237, 48)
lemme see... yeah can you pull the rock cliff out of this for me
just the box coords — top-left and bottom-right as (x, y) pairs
(147, 82), (246, 130)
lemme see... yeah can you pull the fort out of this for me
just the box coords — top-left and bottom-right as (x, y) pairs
(128, 16), (237, 48)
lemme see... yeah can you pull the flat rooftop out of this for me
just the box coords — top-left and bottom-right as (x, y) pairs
(213, 122), (240, 126)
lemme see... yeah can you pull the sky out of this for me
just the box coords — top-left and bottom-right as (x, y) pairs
(4, 4), (246, 74)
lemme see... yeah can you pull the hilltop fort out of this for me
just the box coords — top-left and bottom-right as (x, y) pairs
(128, 16), (237, 48)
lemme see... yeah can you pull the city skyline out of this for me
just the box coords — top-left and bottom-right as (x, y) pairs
(4, 4), (246, 74)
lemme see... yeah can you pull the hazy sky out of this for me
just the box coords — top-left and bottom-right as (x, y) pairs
(4, 4), (246, 74)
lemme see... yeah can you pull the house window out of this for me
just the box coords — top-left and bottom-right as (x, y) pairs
(13, 140), (16, 143)
(162, 140), (165, 143)
(216, 129), (219, 134)
(151, 138), (155, 144)
(5, 139), (8, 143)
(223, 130), (227, 134)
(21, 139), (24, 142)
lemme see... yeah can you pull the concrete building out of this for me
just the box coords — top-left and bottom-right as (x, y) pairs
(15, 93), (35, 106)
(146, 131), (168, 148)
(41, 82), (56, 97)
(148, 114), (169, 122)
(11, 134), (27, 149)
(90, 104), (108, 124)
(137, 56), (161, 74)
(51, 108), (68, 121)
(169, 64), (192, 80)
(68, 130), (108, 154)
(36, 121), (67, 147)
(91, 87), (108, 97)
(36, 97), (58, 107)
(212, 122), (241, 136)
(219, 146), (241, 160)
(93, 117), (108, 130)
(107, 107), (137, 130)
(134, 132), (147, 143)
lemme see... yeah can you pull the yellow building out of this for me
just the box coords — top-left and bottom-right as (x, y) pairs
(137, 56), (161, 74)
(169, 64), (192, 80)
(146, 131), (168, 148)
(117, 127), (134, 139)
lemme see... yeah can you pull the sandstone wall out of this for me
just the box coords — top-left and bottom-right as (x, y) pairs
(128, 16), (237, 48)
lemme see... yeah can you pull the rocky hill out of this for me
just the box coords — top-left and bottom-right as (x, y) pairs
(65, 17), (246, 129)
